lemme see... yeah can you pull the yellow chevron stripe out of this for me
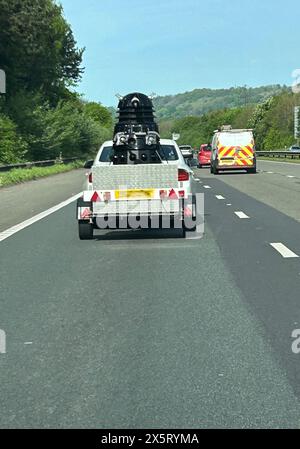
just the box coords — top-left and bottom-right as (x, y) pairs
(242, 146), (253, 157)
(237, 152), (253, 166)
(218, 147), (229, 157)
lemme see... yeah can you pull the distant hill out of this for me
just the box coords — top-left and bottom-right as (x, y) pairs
(153, 85), (288, 120)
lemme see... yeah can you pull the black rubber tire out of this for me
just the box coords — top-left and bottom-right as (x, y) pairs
(198, 164), (202, 169)
(212, 164), (219, 175)
(247, 167), (257, 174)
(78, 221), (93, 240)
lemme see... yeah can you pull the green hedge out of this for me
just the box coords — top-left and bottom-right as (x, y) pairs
(0, 161), (83, 187)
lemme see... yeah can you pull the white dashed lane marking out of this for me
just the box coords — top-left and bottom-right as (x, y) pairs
(215, 195), (225, 200)
(203, 185), (211, 189)
(234, 211), (250, 219)
(270, 243), (299, 259)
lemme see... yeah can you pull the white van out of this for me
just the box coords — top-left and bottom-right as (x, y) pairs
(211, 127), (256, 174)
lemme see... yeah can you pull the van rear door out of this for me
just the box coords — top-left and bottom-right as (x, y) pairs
(217, 131), (255, 168)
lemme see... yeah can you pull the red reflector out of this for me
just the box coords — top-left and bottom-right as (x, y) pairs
(88, 173), (93, 183)
(178, 169), (189, 181)
(169, 189), (178, 199)
(91, 192), (100, 202)
(81, 208), (91, 219)
(160, 190), (168, 199)
(184, 206), (193, 217)
(179, 190), (185, 198)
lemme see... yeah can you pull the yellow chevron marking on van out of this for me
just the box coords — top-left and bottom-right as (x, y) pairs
(242, 146), (253, 157)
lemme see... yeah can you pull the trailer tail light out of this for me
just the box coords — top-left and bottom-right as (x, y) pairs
(178, 190), (185, 198)
(88, 173), (93, 183)
(178, 169), (189, 182)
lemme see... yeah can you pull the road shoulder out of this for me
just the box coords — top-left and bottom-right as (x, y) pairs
(0, 169), (84, 232)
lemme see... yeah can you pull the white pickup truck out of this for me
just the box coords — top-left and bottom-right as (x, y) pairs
(77, 139), (197, 239)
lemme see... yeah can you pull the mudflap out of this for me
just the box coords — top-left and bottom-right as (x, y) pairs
(77, 197), (92, 221)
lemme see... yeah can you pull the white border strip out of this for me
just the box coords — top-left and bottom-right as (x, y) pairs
(270, 243), (299, 259)
(0, 193), (82, 243)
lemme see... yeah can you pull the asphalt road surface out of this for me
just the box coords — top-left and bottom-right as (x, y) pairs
(0, 161), (300, 428)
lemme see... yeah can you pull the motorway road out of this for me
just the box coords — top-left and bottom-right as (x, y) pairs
(0, 161), (300, 428)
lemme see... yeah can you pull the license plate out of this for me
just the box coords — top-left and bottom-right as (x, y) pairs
(115, 189), (155, 200)
(220, 160), (234, 166)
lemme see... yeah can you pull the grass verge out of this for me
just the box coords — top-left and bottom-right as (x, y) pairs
(0, 161), (83, 187)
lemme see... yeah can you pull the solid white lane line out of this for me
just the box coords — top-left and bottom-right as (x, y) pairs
(234, 211), (250, 219)
(0, 193), (82, 243)
(216, 195), (225, 200)
(203, 185), (211, 189)
(270, 243), (299, 259)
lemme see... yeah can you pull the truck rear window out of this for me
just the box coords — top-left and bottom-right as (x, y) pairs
(100, 147), (113, 162)
(159, 145), (179, 161)
(218, 132), (254, 146)
(99, 145), (179, 162)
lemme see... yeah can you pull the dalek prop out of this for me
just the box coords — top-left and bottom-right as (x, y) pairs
(112, 93), (161, 165)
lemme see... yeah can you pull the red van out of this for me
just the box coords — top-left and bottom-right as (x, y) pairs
(198, 144), (212, 168)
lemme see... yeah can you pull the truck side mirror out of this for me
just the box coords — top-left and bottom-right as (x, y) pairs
(84, 160), (94, 169)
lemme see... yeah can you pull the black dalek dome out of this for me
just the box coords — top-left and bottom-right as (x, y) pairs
(114, 92), (159, 134)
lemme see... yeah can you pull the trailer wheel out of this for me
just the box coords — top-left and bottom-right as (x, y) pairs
(212, 164), (219, 175)
(78, 221), (93, 240)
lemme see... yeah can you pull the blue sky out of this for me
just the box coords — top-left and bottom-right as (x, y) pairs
(60, 0), (300, 107)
